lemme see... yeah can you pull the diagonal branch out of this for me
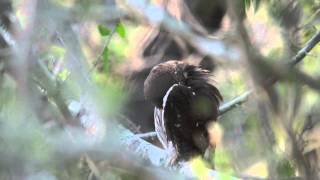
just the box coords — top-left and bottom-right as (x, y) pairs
(290, 31), (320, 66)
(219, 30), (320, 115)
(218, 90), (252, 114)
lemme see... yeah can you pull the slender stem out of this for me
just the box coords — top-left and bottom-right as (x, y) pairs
(218, 90), (252, 115)
(290, 31), (320, 66)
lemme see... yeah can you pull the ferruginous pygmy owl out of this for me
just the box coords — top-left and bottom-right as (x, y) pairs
(144, 60), (222, 166)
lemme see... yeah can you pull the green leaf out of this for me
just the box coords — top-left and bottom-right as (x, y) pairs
(116, 22), (126, 39)
(58, 69), (70, 81)
(98, 24), (111, 36)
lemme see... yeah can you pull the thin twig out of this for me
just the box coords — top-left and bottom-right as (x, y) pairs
(218, 90), (252, 114)
(90, 26), (117, 72)
(290, 31), (320, 66)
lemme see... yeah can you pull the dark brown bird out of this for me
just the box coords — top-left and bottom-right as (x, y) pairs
(144, 60), (222, 165)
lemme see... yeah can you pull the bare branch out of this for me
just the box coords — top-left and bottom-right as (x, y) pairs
(218, 30), (320, 114)
(120, 0), (320, 115)
(219, 90), (252, 115)
(290, 31), (320, 66)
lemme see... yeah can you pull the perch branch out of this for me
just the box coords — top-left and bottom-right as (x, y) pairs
(218, 90), (252, 115)
(219, 30), (320, 114)
(290, 30), (320, 66)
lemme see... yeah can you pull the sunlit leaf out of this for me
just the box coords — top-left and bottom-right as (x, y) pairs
(98, 24), (111, 36)
(116, 22), (126, 39)
(58, 69), (70, 81)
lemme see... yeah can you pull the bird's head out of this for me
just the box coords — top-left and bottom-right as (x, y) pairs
(144, 61), (188, 108)
(144, 60), (221, 108)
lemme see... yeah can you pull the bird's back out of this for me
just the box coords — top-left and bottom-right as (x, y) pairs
(144, 60), (222, 164)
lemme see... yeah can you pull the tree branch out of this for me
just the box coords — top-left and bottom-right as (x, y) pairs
(120, 0), (320, 115)
(218, 30), (320, 114)
(290, 31), (320, 66)
(218, 90), (252, 115)
(119, 0), (237, 62)
(1, 1), (319, 179)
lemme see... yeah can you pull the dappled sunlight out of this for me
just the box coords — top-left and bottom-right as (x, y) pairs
(244, 160), (268, 178)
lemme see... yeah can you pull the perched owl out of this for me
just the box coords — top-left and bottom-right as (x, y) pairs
(144, 60), (222, 165)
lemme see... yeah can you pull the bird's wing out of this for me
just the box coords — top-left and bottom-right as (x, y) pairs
(154, 84), (180, 149)
(155, 106), (177, 166)
(162, 82), (220, 160)
(162, 84), (204, 160)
